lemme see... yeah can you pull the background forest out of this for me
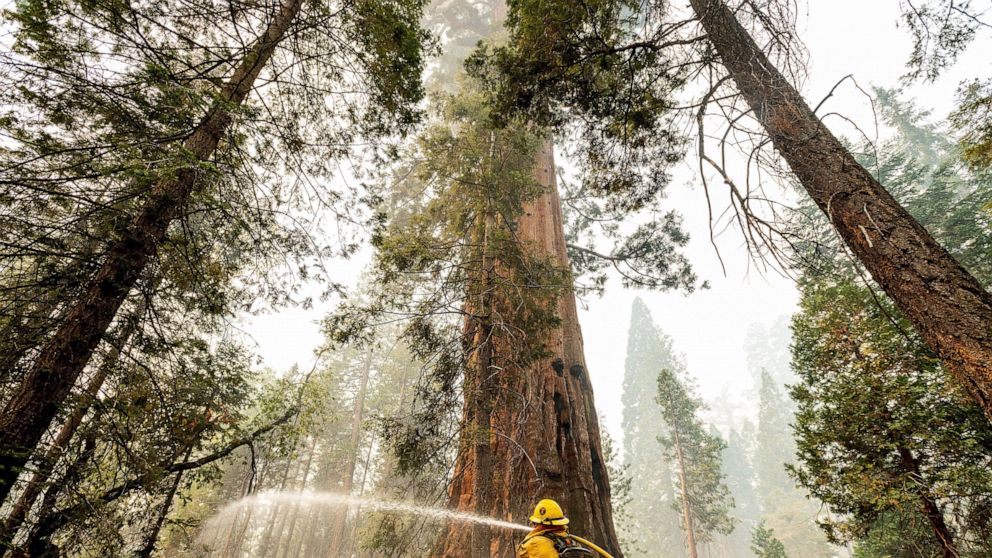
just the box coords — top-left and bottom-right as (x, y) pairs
(1, 0), (991, 557)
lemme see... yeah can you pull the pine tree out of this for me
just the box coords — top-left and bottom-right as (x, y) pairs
(751, 521), (788, 558)
(0, 0), (429, 505)
(620, 298), (687, 557)
(787, 91), (992, 557)
(790, 279), (992, 557)
(720, 427), (760, 556)
(655, 368), (734, 558)
(754, 370), (833, 557)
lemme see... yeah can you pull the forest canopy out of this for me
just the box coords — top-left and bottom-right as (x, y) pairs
(1, 1), (991, 557)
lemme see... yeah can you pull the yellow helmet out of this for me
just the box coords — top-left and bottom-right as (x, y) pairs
(529, 499), (569, 526)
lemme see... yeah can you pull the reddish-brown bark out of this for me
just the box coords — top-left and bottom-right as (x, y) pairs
(0, 0), (303, 505)
(432, 142), (622, 558)
(690, 0), (992, 417)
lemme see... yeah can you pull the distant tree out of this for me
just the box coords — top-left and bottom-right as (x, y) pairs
(719, 427), (760, 556)
(620, 298), (688, 557)
(755, 371), (794, 501)
(750, 521), (788, 558)
(655, 368), (734, 558)
(744, 318), (794, 387)
(753, 370), (833, 557)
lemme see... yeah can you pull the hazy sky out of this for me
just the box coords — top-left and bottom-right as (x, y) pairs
(243, 0), (990, 442)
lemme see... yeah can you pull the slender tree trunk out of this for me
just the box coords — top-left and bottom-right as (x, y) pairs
(259, 457), (304, 558)
(432, 142), (622, 557)
(0, 0), (303, 505)
(896, 447), (958, 558)
(0, 311), (139, 553)
(135, 455), (191, 558)
(280, 438), (317, 558)
(326, 350), (374, 557)
(219, 461), (256, 558)
(18, 429), (98, 557)
(342, 431), (377, 558)
(671, 414), (698, 558)
(688, 0), (992, 417)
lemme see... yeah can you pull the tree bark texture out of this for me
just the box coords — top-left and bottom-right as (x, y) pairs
(432, 142), (622, 558)
(671, 413), (698, 558)
(0, 309), (140, 554)
(689, 0), (992, 416)
(0, 0), (303, 505)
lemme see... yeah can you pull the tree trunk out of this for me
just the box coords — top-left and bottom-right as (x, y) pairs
(0, 0), (303, 505)
(326, 349), (374, 557)
(688, 0), (992, 417)
(431, 142), (622, 557)
(671, 412), (698, 558)
(0, 311), (139, 553)
(279, 438), (317, 558)
(17, 429), (98, 557)
(896, 446), (958, 558)
(135, 459), (189, 558)
(258, 457), (304, 558)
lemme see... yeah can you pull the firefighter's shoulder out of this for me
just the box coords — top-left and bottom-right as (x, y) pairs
(518, 533), (559, 558)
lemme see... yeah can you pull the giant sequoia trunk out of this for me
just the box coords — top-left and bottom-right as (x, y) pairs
(688, 0), (992, 417)
(432, 142), (622, 558)
(0, 0), (302, 505)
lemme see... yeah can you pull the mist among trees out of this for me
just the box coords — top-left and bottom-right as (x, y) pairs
(1, 0), (991, 557)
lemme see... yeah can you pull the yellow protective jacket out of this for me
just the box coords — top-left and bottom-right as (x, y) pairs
(517, 527), (567, 558)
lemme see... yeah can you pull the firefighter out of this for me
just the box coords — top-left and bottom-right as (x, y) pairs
(517, 499), (595, 558)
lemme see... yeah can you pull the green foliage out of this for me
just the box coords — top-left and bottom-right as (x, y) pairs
(787, 90), (992, 555)
(620, 298), (687, 557)
(0, 0), (432, 387)
(468, 0), (687, 214)
(655, 368), (735, 545)
(789, 278), (992, 552)
(751, 521), (788, 558)
(952, 79), (992, 170)
(852, 509), (945, 558)
(898, 0), (986, 81)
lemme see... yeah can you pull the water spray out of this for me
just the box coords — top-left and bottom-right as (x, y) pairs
(206, 491), (531, 534)
(203, 491), (615, 557)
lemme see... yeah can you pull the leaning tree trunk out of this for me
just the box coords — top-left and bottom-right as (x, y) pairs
(0, 0), (303, 505)
(688, 0), (992, 416)
(897, 446), (958, 558)
(432, 142), (622, 558)
(0, 306), (141, 554)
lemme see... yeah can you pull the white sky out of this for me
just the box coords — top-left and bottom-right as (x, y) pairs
(243, 0), (991, 442)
